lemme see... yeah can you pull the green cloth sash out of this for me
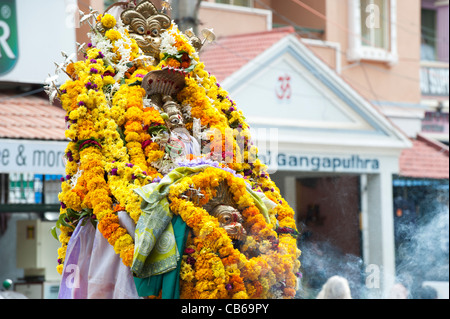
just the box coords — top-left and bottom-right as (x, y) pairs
(132, 166), (211, 278)
(133, 214), (189, 299)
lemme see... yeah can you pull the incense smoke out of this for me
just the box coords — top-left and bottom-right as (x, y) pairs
(296, 188), (449, 299)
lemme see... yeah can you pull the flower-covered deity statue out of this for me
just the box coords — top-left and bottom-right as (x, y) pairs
(48, 0), (301, 299)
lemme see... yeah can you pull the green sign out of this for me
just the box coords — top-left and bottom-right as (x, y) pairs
(0, 0), (18, 76)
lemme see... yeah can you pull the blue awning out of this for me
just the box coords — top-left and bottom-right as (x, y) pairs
(393, 178), (449, 189)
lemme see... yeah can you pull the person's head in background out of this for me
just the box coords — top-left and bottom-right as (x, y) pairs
(316, 275), (352, 299)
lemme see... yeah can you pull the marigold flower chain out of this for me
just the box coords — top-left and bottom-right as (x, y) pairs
(55, 19), (155, 272)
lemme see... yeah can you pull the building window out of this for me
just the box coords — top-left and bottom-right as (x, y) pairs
(348, 0), (398, 64)
(8, 173), (35, 204)
(215, 0), (253, 7)
(421, 2), (449, 63)
(421, 8), (437, 61)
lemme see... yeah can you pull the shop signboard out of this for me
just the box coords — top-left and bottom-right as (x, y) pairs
(421, 66), (449, 97)
(259, 150), (381, 173)
(0, 0), (76, 84)
(0, 139), (67, 175)
(421, 111), (449, 135)
(0, 0), (18, 76)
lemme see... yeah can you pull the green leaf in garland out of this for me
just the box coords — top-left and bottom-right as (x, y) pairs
(51, 226), (58, 240)
(57, 213), (75, 230)
(148, 125), (167, 135)
(77, 138), (102, 151)
(184, 60), (198, 73)
(116, 126), (126, 146)
(128, 79), (143, 87)
(161, 52), (170, 61)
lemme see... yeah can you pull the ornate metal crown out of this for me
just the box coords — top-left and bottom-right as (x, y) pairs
(120, 0), (171, 59)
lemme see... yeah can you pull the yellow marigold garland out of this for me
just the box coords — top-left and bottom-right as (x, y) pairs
(55, 21), (154, 271)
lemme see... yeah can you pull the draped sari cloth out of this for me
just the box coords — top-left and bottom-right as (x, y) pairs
(58, 212), (138, 299)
